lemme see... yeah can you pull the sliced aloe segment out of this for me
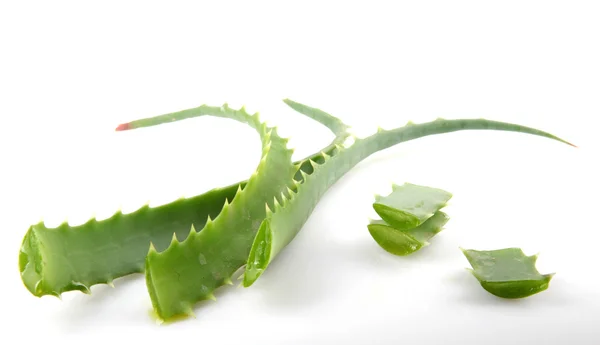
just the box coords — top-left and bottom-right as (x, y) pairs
(367, 211), (449, 256)
(373, 183), (452, 230)
(461, 247), (554, 299)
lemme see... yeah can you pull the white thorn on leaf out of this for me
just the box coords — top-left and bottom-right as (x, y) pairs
(149, 242), (157, 254)
(286, 186), (296, 196)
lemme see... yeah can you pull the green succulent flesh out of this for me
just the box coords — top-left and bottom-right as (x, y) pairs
(373, 183), (452, 230)
(367, 211), (449, 256)
(19, 102), (348, 298)
(242, 117), (571, 287)
(461, 247), (554, 298)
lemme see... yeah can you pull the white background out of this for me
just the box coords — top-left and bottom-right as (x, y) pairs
(1, 1), (599, 344)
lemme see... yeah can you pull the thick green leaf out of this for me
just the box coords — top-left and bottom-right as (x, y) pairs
(373, 183), (452, 230)
(143, 105), (297, 320)
(367, 211), (449, 256)
(461, 247), (554, 298)
(19, 182), (240, 297)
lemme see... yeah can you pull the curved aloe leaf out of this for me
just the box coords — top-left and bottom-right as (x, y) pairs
(373, 183), (452, 230)
(243, 116), (573, 287)
(19, 102), (349, 298)
(142, 104), (299, 320)
(461, 247), (554, 298)
(367, 211), (449, 256)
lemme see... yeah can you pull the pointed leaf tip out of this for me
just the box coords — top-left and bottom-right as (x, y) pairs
(115, 123), (131, 131)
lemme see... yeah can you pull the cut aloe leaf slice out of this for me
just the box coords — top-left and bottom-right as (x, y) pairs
(373, 183), (452, 230)
(461, 247), (554, 299)
(367, 211), (449, 256)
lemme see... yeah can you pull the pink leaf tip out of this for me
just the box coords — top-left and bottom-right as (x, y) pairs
(115, 123), (131, 131)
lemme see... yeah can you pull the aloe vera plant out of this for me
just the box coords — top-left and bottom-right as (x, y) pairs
(461, 247), (554, 298)
(18, 99), (573, 322)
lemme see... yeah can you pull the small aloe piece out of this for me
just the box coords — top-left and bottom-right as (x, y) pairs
(461, 247), (554, 298)
(243, 113), (573, 287)
(367, 211), (449, 256)
(373, 183), (452, 230)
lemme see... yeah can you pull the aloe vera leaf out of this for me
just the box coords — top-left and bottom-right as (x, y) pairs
(461, 247), (554, 298)
(142, 105), (299, 320)
(243, 116), (572, 286)
(19, 101), (349, 298)
(19, 182), (240, 297)
(373, 183), (452, 230)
